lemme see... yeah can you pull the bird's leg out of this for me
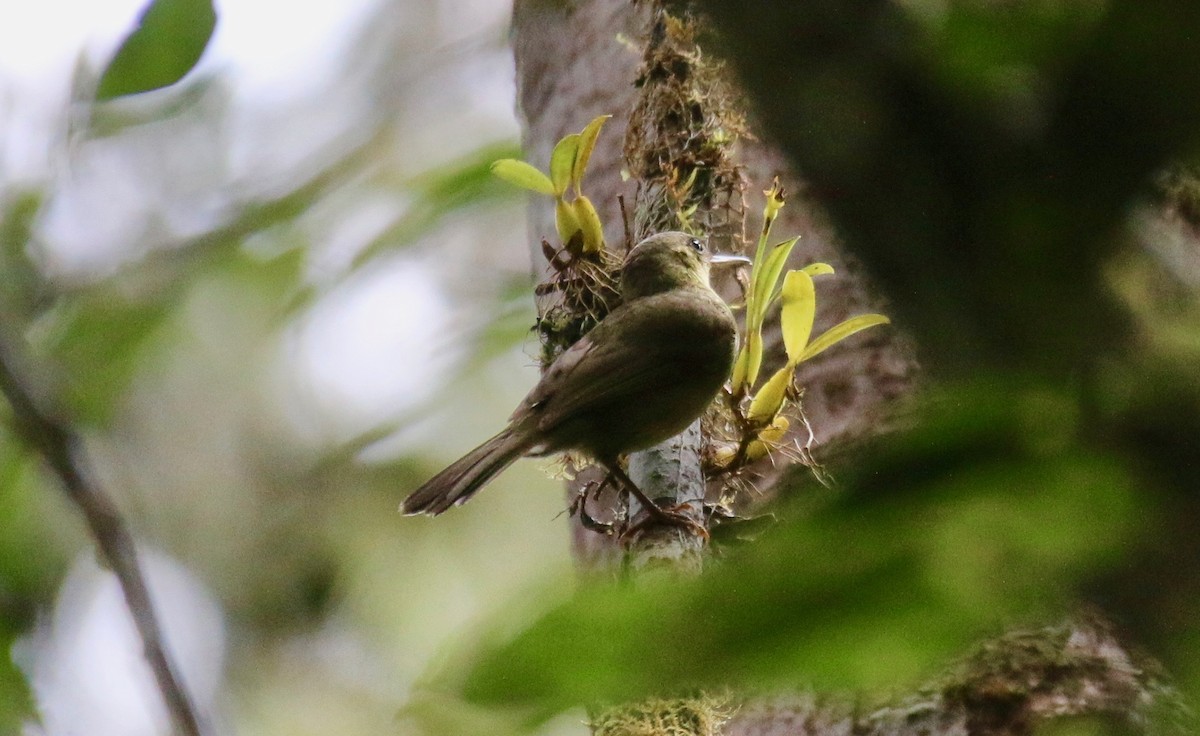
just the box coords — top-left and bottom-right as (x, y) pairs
(602, 460), (709, 541)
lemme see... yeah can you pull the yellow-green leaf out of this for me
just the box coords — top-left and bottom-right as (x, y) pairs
(555, 198), (582, 248)
(747, 365), (793, 423)
(802, 262), (835, 278)
(746, 416), (790, 461)
(799, 314), (891, 363)
(731, 345), (750, 392)
(490, 159), (556, 196)
(744, 331), (764, 390)
(732, 332), (766, 392)
(550, 133), (580, 196)
(760, 415), (790, 442)
(780, 270), (817, 364)
(573, 195), (605, 253)
(572, 115), (610, 192)
(753, 237), (800, 323)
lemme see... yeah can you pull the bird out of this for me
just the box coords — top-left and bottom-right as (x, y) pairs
(401, 231), (748, 525)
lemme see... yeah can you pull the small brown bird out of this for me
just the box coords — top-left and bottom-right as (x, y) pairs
(402, 231), (747, 521)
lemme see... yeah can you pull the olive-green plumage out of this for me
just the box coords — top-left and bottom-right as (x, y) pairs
(402, 231), (745, 516)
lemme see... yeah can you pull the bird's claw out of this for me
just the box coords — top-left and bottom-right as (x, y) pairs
(565, 480), (618, 535)
(619, 502), (709, 543)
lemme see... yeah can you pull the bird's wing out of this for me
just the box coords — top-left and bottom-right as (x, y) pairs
(513, 299), (700, 432)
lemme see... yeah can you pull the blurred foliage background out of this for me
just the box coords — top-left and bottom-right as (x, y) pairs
(2, 1), (1200, 736)
(0, 1), (581, 734)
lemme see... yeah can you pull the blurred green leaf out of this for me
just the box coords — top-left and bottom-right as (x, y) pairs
(353, 142), (522, 269)
(446, 381), (1139, 723)
(225, 240), (311, 321)
(0, 436), (64, 731)
(0, 633), (30, 735)
(399, 692), (533, 736)
(40, 293), (171, 425)
(413, 143), (522, 215)
(925, 1), (1107, 116)
(96, 0), (217, 100)
(0, 438), (65, 605)
(0, 190), (45, 318)
(32, 239), (305, 432)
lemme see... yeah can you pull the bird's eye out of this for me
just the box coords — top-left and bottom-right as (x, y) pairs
(689, 238), (705, 253)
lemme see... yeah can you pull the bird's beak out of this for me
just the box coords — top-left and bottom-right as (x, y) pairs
(710, 254), (752, 267)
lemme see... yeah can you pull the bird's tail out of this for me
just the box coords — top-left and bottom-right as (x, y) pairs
(401, 428), (530, 515)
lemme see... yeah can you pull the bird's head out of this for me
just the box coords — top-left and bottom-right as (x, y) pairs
(620, 231), (749, 300)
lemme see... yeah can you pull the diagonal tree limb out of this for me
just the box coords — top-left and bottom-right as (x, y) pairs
(0, 340), (204, 736)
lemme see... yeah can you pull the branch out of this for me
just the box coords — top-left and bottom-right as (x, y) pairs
(0, 340), (204, 736)
(588, 618), (1192, 736)
(724, 618), (1193, 736)
(625, 420), (708, 572)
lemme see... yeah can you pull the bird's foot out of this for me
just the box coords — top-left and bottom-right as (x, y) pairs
(619, 501), (709, 543)
(598, 460), (710, 543)
(565, 480), (617, 535)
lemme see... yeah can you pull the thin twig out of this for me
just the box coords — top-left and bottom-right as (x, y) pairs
(0, 341), (204, 736)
